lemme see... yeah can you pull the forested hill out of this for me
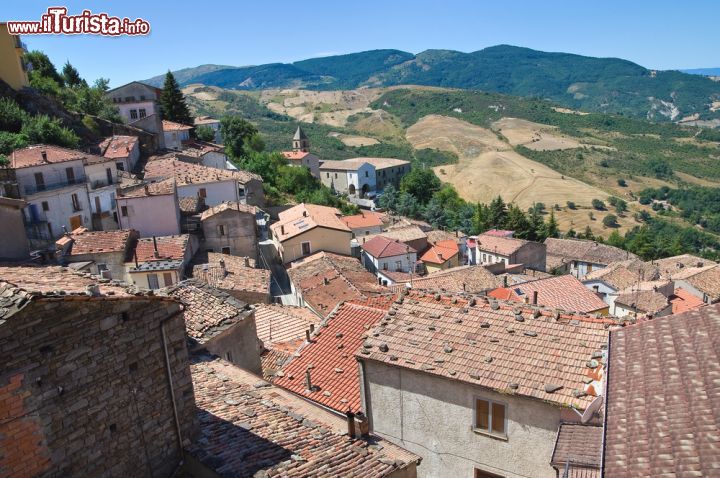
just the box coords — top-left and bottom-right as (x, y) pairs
(144, 45), (720, 122)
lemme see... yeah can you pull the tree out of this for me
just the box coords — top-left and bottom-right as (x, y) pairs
(159, 71), (192, 126)
(504, 204), (532, 239)
(472, 203), (490, 234)
(602, 214), (619, 228)
(399, 168), (441, 204)
(378, 184), (399, 211)
(24, 51), (64, 86)
(487, 196), (507, 229)
(617, 178), (627, 187)
(423, 197), (448, 229)
(591, 199), (606, 210)
(221, 116), (259, 159)
(543, 210), (559, 239)
(583, 225), (594, 240)
(528, 204), (544, 240)
(195, 125), (216, 142)
(566, 201), (576, 210)
(614, 199), (628, 214)
(395, 192), (419, 218)
(607, 230), (625, 248)
(62, 61), (85, 88)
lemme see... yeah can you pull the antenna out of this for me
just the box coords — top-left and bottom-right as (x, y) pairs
(581, 395), (603, 424)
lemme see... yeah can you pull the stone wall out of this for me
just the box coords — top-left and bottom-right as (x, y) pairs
(0, 296), (196, 477)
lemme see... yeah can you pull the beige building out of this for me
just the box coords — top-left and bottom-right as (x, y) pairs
(200, 201), (258, 258)
(270, 203), (352, 263)
(0, 197), (30, 260)
(477, 233), (547, 271)
(0, 24), (29, 90)
(319, 157), (410, 197)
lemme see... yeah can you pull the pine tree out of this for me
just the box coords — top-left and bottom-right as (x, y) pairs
(62, 61), (85, 88)
(504, 204), (532, 238)
(487, 196), (507, 229)
(542, 210), (559, 239)
(583, 225), (594, 240)
(378, 184), (399, 212)
(472, 203), (490, 234)
(423, 197), (448, 229)
(160, 71), (192, 126)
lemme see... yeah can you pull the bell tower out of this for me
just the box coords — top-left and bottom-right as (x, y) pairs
(292, 126), (310, 152)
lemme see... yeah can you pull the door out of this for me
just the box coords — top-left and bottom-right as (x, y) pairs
(94, 196), (102, 214)
(106, 167), (113, 185)
(147, 274), (159, 290)
(70, 215), (82, 230)
(301, 241), (311, 256)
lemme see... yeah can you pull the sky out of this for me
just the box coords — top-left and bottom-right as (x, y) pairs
(6, 0), (720, 87)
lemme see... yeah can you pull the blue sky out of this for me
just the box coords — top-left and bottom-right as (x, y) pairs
(6, 0), (720, 87)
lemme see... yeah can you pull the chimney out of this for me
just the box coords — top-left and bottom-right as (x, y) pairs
(346, 410), (356, 438)
(40, 150), (47, 162)
(309, 323), (315, 333)
(323, 277), (330, 285)
(244, 257), (250, 267)
(593, 285), (600, 293)
(305, 329), (311, 342)
(303, 210), (308, 217)
(219, 258), (227, 277)
(152, 236), (159, 258)
(503, 275), (508, 287)
(438, 253), (444, 261)
(355, 411), (369, 436)
(305, 368), (313, 391)
(532, 290), (538, 305)
(281, 225), (285, 235)
(144, 184), (149, 194)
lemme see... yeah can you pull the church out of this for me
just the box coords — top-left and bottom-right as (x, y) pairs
(281, 126), (321, 178)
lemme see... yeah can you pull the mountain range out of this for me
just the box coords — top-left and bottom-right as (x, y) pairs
(144, 45), (720, 122)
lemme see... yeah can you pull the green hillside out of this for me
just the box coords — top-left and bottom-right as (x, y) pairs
(144, 45), (720, 122)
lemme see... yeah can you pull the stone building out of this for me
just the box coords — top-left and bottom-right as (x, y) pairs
(282, 126), (321, 178)
(0, 266), (196, 477)
(0, 197), (30, 260)
(56, 227), (138, 281)
(476, 233), (547, 272)
(200, 201), (258, 258)
(162, 280), (263, 375)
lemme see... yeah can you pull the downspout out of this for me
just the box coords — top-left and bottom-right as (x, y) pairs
(160, 308), (186, 458)
(600, 331), (612, 477)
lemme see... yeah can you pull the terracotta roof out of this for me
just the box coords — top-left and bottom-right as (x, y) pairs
(614, 289), (671, 315)
(476, 233), (531, 256)
(487, 287), (519, 301)
(551, 423), (602, 471)
(161, 120), (193, 131)
(287, 252), (386, 318)
(379, 270), (414, 282)
(502, 275), (609, 314)
(62, 228), (134, 256)
(582, 259), (660, 290)
(161, 280), (252, 344)
(362, 226), (427, 245)
(143, 158), (260, 186)
(254, 304), (321, 352)
(191, 252), (269, 296)
(189, 357), (419, 477)
(603, 305), (720, 477)
(282, 151), (310, 160)
(390, 265), (500, 294)
(483, 229), (515, 237)
(419, 239), (459, 264)
(131, 235), (189, 263)
(387, 216), (431, 232)
(652, 254), (715, 277)
(545, 238), (636, 266)
(200, 201), (257, 221)
(261, 348), (291, 379)
(178, 195), (203, 214)
(117, 178), (176, 198)
(353, 157), (410, 169)
(178, 140), (224, 157)
(273, 299), (391, 413)
(98, 135), (138, 159)
(426, 229), (463, 244)
(358, 290), (612, 409)
(341, 211), (384, 229)
(670, 287), (705, 314)
(362, 235), (416, 259)
(271, 203), (350, 242)
(9, 144), (110, 169)
(672, 264), (720, 301)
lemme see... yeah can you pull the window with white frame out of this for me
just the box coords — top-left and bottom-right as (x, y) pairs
(474, 397), (507, 437)
(129, 109), (138, 120)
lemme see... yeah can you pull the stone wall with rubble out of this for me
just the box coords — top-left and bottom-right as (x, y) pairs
(0, 296), (196, 477)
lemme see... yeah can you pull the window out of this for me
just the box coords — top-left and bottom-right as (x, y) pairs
(71, 193), (81, 211)
(365, 170), (369, 177)
(395, 261), (402, 272)
(66, 167), (76, 184)
(475, 469), (504, 478)
(326, 173), (330, 178)
(225, 351), (233, 362)
(41, 201), (49, 211)
(129, 109), (138, 120)
(474, 397), (506, 437)
(163, 273), (173, 287)
(121, 205), (128, 217)
(34, 172), (45, 191)
(116, 161), (125, 171)
(97, 264), (108, 273)
(221, 247), (231, 254)
(383, 262), (388, 271)
(217, 224), (226, 236)
(140, 95), (146, 101)
(147, 274), (159, 290)
(301, 241), (311, 256)
(139, 108), (146, 118)
(199, 188), (207, 198)
(124, 96), (134, 102)
(238, 186), (245, 198)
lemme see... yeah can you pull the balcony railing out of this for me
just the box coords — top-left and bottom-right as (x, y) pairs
(23, 175), (87, 195)
(90, 178), (115, 190)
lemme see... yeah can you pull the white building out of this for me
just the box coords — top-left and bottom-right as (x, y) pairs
(98, 135), (141, 172)
(194, 116), (223, 144)
(116, 179), (181, 237)
(162, 120), (193, 151)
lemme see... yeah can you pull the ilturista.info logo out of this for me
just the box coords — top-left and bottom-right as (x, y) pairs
(7, 7), (150, 36)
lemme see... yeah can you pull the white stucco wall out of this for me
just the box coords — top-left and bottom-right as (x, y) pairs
(177, 180), (238, 207)
(116, 194), (181, 238)
(582, 280), (618, 309)
(117, 101), (156, 124)
(362, 360), (563, 478)
(363, 250), (417, 274)
(164, 129), (190, 150)
(15, 160), (86, 195)
(24, 185), (92, 237)
(200, 151), (228, 170)
(477, 249), (510, 266)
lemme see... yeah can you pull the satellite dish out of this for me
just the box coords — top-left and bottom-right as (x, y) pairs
(581, 395), (604, 424)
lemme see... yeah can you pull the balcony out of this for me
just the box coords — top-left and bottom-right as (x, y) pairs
(23, 175), (87, 196)
(90, 178), (115, 190)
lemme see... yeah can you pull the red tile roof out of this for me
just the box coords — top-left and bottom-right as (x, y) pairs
(191, 253), (270, 296)
(476, 233), (531, 256)
(189, 358), (419, 477)
(483, 229), (514, 237)
(500, 275), (609, 314)
(669, 287), (705, 314)
(63, 228), (134, 256)
(419, 239), (459, 264)
(161, 120), (193, 131)
(199, 201), (257, 221)
(143, 158), (260, 186)
(603, 305), (720, 477)
(271, 203), (350, 242)
(117, 178), (176, 198)
(551, 423), (602, 472)
(254, 304), (321, 352)
(390, 265), (500, 294)
(341, 211), (384, 229)
(10, 144), (109, 169)
(273, 299), (391, 413)
(131, 235), (189, 263)
(282, 151), (310, 160)
(358, 290), (612, 409)
(487, 287), (519, 301)
(287, 252), (386, 318)
(98, 135), (138, 159)
(361, 235), (416, 258)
